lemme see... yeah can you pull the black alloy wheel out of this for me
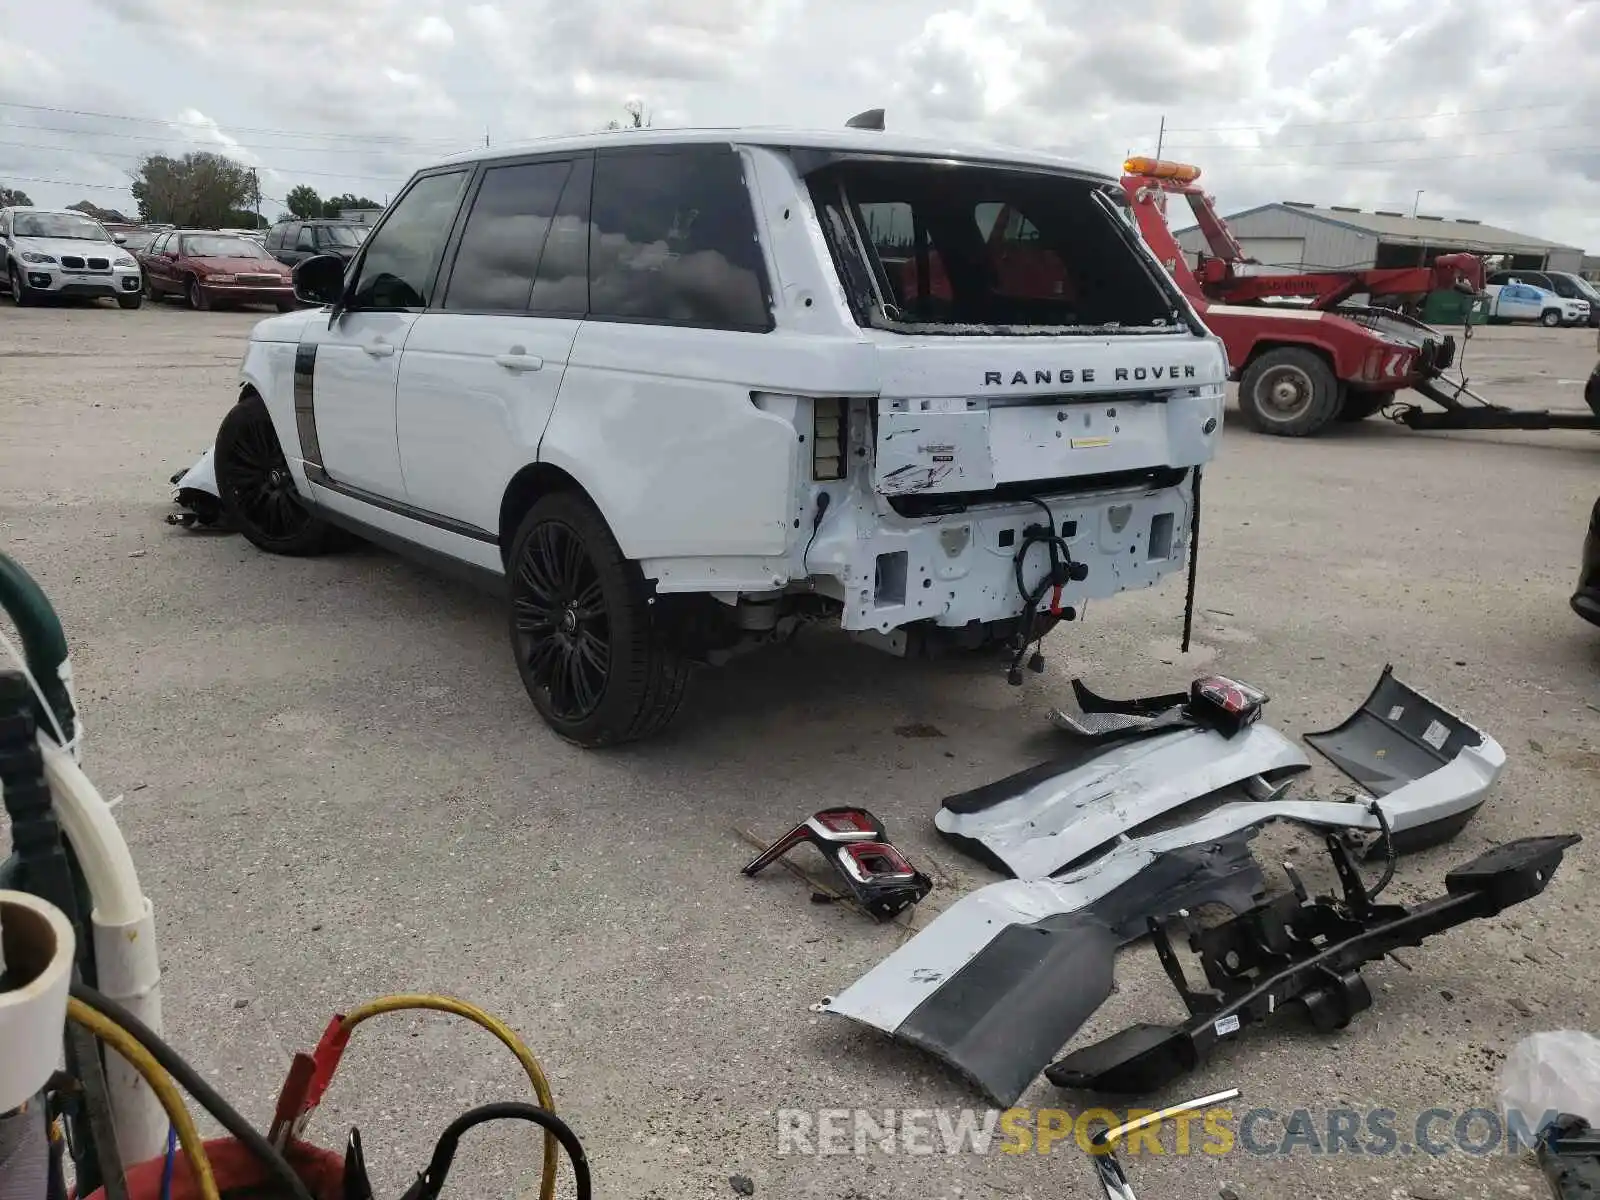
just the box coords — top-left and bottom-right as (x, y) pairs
(513, 518), (612, 724)
(508, 493), (690, 747)
(214, 394), (333, 555)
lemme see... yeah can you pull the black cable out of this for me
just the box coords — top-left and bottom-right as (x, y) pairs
(412, 1102), (591, 1200)
(1366, 800), (1398, 902)
(1181, 467), (1202, 653)
(1008, 497), (1079, 682)
(801, 490), (832, 574)
(67, 983), (315, 1200)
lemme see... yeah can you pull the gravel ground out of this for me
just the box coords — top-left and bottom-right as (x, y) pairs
(2, 301), (1597, 1200)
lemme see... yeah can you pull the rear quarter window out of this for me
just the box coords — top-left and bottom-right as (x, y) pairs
(587, 145), (772, 331)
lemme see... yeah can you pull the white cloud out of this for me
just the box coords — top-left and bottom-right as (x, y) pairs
(413, 15), (455, 46)
(0, 0), (1593, 253)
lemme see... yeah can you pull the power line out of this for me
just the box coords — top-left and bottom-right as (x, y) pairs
(0, 99), (466, 146)
(1165, 122), (1593, 152)
(0, 120), (456, 158)
(0, 176), (133, 192)
(0, 138), (408, 184)
(1162, 99), (1572, 134)
(1163, 142), (1600, 168)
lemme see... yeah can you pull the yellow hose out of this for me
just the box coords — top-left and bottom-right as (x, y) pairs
(67, 997), (221, 1200)
(336, 994), (558, 1200)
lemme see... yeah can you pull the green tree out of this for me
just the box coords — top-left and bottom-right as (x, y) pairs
(0, 185), (33, 207)
(284, 184), (322, 219)
(130, 152), (253, 227)
(321, 193), (380, 218)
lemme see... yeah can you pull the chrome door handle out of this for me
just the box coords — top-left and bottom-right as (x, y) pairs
(364, 340), (395, 358)
(495, 351), (544, 373)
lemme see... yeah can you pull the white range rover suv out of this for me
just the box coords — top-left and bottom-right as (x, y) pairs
(213, 126), (1227, 746)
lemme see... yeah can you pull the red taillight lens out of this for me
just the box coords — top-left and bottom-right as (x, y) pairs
(816, 809), (877, 835)
(839, 841), (918, 883)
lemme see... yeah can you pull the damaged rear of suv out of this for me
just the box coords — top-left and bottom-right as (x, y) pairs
(212, 124), (1226, 746)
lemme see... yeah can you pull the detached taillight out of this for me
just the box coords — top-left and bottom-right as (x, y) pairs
(812, 398), (844, 480)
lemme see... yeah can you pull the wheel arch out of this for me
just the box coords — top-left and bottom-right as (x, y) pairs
(1240, 337), (1340, 380)
(498, 462), (600, 562)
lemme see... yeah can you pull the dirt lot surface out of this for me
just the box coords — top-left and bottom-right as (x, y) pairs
(3, 302), (1598, 1199)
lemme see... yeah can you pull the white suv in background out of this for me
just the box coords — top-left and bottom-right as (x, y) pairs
(1, 207), (144, 308)
(209, 125), (1226, 746)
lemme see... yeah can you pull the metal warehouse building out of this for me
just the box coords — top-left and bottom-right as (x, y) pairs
(1174, 202), (1585, 275)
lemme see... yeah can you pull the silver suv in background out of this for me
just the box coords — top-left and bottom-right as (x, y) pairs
(1, 207), (144, 308)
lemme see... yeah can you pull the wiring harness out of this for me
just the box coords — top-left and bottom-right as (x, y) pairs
(57, 986), (587, 1200)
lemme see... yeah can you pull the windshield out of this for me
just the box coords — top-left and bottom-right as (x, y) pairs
(14, 212), (110, 241)
(181, 235), (273, 259)
(1568, 275), (1600, 303)
(808, 160), (1181, 334)
(119, 231), (157, 251)
(318, 225), (364, 247)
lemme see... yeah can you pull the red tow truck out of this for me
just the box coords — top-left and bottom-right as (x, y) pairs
(1120, 157), (1600, 437)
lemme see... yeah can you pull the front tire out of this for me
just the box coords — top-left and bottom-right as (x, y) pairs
(1540, 308), (1562, 328)
(214, 393), (333, 556)
(117, 293), (142, 310)
(9, 265), (35, 307)
(1237, 347), (1342, 436)
(188, 277), (210, 311)
(508, 492), (691, 747)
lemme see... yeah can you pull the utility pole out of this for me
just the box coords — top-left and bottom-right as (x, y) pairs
(250, 167), (261, 228)
(485, 127), (490, 148)
(1155, 115), (1166, 161)
(1412, 189), (1424, 218)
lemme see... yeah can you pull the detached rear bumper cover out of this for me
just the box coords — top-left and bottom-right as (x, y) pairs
(828, 667), (1505, 1106)
(935, 722), (1310, 881)
(935, 665), (1503, 881)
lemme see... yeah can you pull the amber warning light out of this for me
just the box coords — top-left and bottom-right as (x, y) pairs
(1123, 157), (1202, 183)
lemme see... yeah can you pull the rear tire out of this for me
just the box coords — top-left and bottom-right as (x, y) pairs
(1540, 308), (1562, 328)
(1237, 347), (1342, 437)
(507, 492), (691, 747)
(214, 393), (334, 556)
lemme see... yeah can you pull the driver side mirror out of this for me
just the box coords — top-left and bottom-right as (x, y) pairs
(294, 253), (348, 307)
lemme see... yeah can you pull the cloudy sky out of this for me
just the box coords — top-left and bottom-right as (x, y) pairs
(2, 0), (1596, 252)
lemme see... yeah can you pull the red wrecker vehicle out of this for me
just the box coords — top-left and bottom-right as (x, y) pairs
(1118, 157), (1600, 437)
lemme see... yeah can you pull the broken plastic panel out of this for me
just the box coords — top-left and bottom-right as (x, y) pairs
(1045, 834), (1580, 1095)
(940, 664), (1504, 881)
(815, 830), (1270, 1107)
(936, 721), (1312, 881)
(742, 808), (931, 922)
(1304, 663), (1499, 854)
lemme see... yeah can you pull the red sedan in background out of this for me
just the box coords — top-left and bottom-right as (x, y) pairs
(138, 230), (297, 311)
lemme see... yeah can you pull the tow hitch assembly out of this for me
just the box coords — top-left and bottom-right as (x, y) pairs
(1046, 833), (1580, 1094)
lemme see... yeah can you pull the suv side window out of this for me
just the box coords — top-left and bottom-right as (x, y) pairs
(529, 154), (592, 315)
(348, 170), (470, 311)
(443, 159), (573, 312)
(295, 226), (317, 251)
(588, 145), (770, 330)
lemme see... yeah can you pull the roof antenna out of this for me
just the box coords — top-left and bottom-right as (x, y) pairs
(846, 108), (885, 131)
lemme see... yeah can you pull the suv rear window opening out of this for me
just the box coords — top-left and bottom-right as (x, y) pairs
(810, 161), (1181, 333)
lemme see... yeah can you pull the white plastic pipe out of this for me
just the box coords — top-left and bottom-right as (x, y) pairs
(0, 890), (76, 1112)
(38, 736), (168, 1167)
